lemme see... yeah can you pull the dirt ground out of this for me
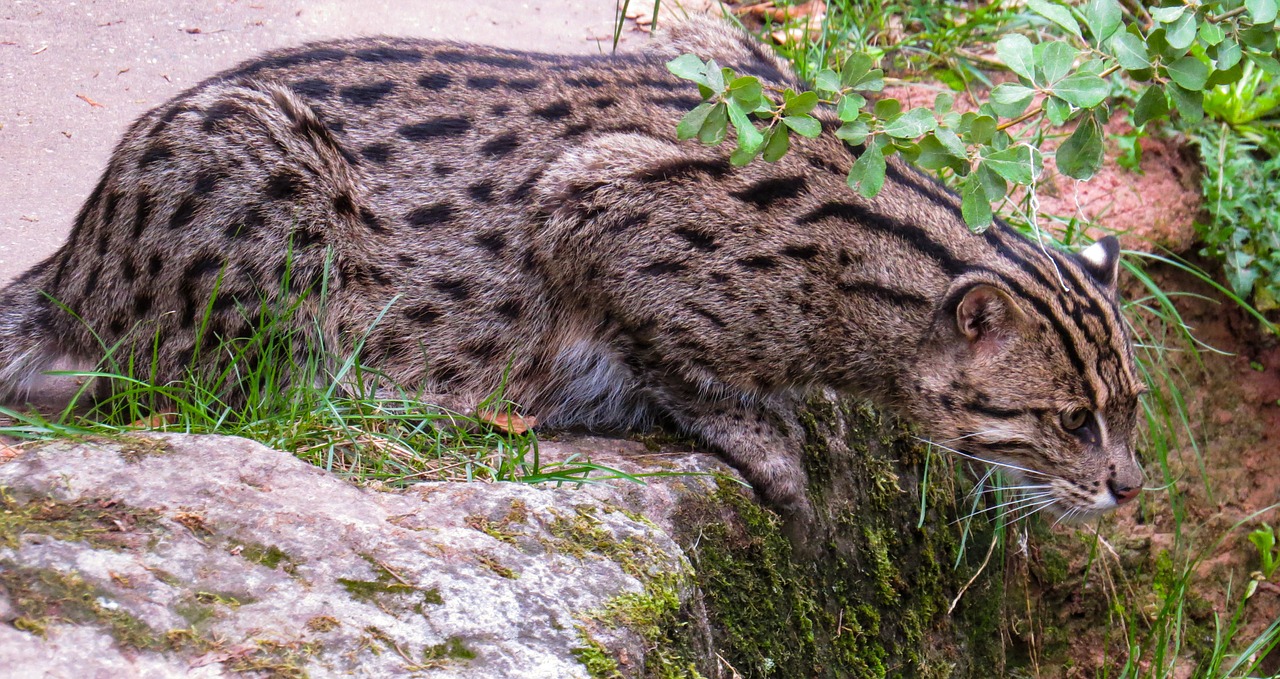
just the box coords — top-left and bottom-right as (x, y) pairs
(0, 0), (630, 286)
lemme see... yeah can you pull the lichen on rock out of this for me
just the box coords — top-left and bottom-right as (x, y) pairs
(0, 399), (1013, 677)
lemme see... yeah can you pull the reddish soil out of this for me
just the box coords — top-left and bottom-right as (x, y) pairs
(882, 83), (1203, 252)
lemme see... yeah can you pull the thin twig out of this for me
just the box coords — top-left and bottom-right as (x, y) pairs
(996, 63), (1123, 132)
(949, 531), (999, 614)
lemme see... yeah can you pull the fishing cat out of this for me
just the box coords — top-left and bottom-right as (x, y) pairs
(0, 17), (1145, 520)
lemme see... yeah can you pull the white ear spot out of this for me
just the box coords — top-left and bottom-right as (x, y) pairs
(1080, 241), (1109, 269)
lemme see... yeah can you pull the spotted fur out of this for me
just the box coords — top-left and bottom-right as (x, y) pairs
(0, 18), (1145, 520)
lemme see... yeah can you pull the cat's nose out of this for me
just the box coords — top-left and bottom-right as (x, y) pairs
(1107, 478), (1140, 505)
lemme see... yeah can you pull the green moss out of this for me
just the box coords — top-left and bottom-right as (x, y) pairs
(669, 397), (1011, 678)
(173, 597), (217, 628)
(476, 552), (519, 579)
(591, 573), (708, 679)
(545, 506), (667, 581)
(423, 636), (478, 662)
(115, 434), (175, 463)
(237, 542), (299, 574)
(0, 563), (166, 650)
(0, 488), (166, 551)
(465, 497), (531, 543)
(338, 555), (442, 614)
(572, 626), (625, 679)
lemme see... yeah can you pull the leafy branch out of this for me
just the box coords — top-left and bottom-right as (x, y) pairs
(668, 0), (1280, 229)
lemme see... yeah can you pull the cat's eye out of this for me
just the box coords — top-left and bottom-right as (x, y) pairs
(1060, 409), (1091, 432)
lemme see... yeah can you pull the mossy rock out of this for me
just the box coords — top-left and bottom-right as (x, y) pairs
(670, 397), (1011, 678)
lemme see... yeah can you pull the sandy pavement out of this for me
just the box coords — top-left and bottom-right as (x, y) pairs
(0, 0), (631, 286)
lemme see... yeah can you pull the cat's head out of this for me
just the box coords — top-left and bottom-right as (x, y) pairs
(911, 236), (1145, 520)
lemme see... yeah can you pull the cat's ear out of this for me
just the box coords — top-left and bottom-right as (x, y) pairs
(1076, 236), (1121, 290)
(954, 283), (1025, 345)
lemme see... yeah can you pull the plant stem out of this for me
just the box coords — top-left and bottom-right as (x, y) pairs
(996, 63), (1124, 131)
(1208, 6), (1248, 23)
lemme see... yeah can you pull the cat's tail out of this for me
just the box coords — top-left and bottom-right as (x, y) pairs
(0, 259), (79, 406)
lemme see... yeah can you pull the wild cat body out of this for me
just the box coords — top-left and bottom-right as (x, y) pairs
(0, 19), (1145, 518)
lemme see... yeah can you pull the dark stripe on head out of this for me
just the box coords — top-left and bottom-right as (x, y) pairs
(837, 280), (930, 307)
(800, 201), (968, 276)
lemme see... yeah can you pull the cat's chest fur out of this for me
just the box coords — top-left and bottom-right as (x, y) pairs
(0, 18), (1146, 521)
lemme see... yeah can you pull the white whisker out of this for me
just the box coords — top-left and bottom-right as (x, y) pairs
(940, 429), (1004, 443)
(916, 436), (1050, 479)
(1004, 498), (1059, 525)
(1053, 507), (1081, 527)
(954, 492), (1055, 524)
(992, 496), (1058, 523)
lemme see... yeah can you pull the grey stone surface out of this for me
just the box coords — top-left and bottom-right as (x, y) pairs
(0, 0), (627, 285)
(0, 434), (729, 678)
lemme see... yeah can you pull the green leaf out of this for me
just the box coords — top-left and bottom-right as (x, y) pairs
(996, 34), (1036, 81)
(815, 69), (841, 93)
(1165, 56), (1209, 90)
(784, 91), (820, 116)
(1206, 61), (1245, 88)
(1084, 0), (1122, 42)
(961, 177), (994, 229)
(847, 142), (887, 198)
(1165, 12), (1196, 51)
(935, 127), (969, 158)
(841, 54), (874, 87)
(1149, 5), (1185, 23)
(934, 93), (954, 115)
(882, 108), (937, 138)
(666, 54), (708, 84)
(783, 115), (822, 138)
(1027, 0), (1082, 38)
(729, 144), (756, 166)
(1109, 33), (1150, 70)
(917, 134), (961, 171)
(1057, 114), (1104, 180)
(1133, 86), (1170, 126)
(1215, 38), (1242, 71)
(853, 69), (886, 92)
(989, 83), (1035, 118)
(1168, 84), (1204, 122)
(1045, 96), (1072, 126)
(762, 126), (790, 162)
(983, 145), (1039, 185)
(836, 120), (871, 146)
(728, 77), (763, 110)
(968, 115), (998, 145)
(1251, 53), (1280, 76)
(874, 98), (902, 119)
(698, 103), (728, 145)
(725, 99), (763, 153)
(1240, 25), (1277, 52)
(706, 61), (726, 93)
(1053, 74), (1109, 108)
(976, 163), (1007, 201)
(837, 94), (866, 121)
(677, 102), (716, 140)
(1199, 20), (1225, 46)
(1038, 41), (1078, 85)
(1247, 0), (1279, 24)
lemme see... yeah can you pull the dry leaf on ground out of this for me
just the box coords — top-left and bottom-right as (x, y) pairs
(477, 411), (537, 435)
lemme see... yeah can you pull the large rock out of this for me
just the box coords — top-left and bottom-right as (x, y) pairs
(0, 401), (1008, 678)
(0, 434), (715, 678)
